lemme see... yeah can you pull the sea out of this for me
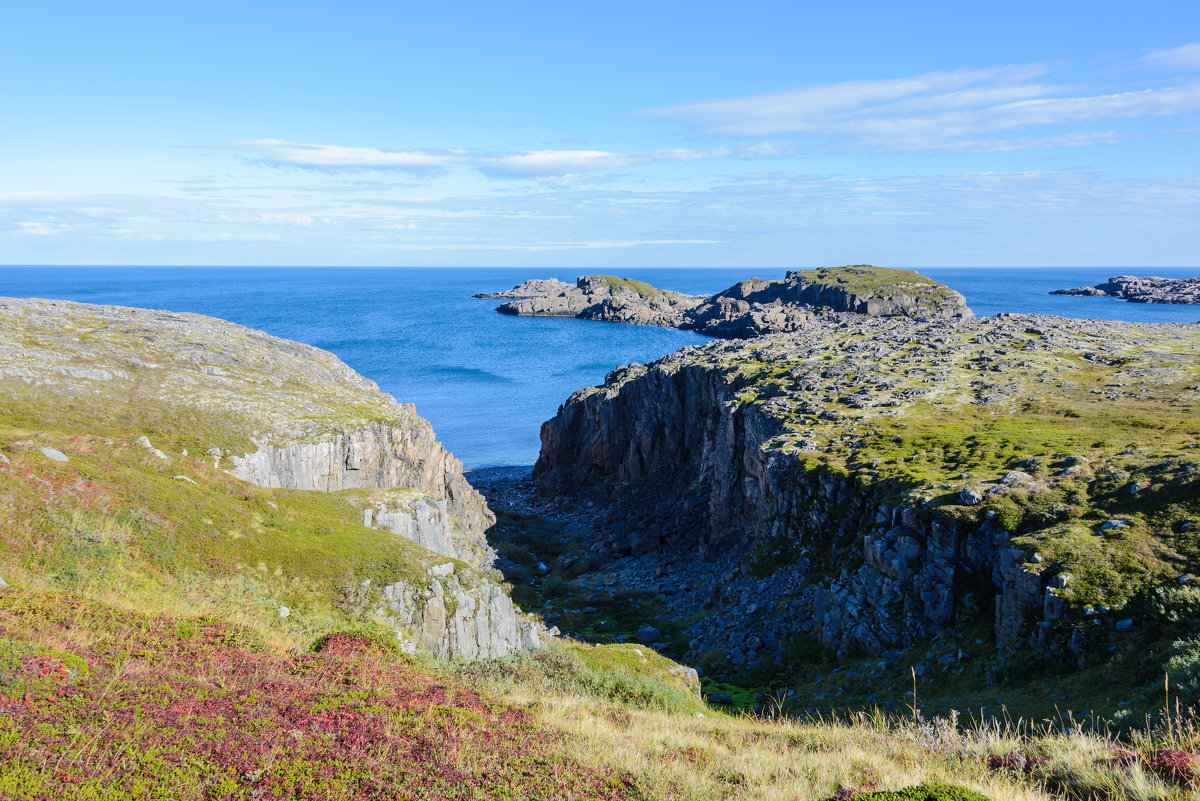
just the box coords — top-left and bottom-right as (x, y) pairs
(1, 266), (1197, 468)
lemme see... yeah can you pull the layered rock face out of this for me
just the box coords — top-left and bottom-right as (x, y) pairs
(228, 419), (490, 539)
(536, 313), (1200, 669)
(380, 564), (549, 659)
(495, 275), (705, 327)
(1052, 274), (1200, 304)
(0, 296), (546, 659)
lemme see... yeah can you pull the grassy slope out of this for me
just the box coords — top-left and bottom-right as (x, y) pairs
(720, 316), (1200, 608)
(790, 265), (960, 301)
(2, 301), (1198, 799)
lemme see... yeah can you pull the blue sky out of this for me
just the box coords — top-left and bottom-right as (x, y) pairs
(2, 0), (1199, 266)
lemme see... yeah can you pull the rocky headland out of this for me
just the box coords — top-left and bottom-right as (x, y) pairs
(480, 265), (973, 338)
(1052, 274), (1200, 304)
(0, 296), (550, 659)
(534, 309), (1200, 679)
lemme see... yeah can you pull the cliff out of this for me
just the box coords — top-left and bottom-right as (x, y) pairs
(0, 296), (548, 659)
(1052, 274), (1200, 304)
(536, 312), (1200, 670)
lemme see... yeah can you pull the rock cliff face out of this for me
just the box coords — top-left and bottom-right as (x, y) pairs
(0, 296), (546, 659)
(536, 313), (1200, 670)
(380, 563), (549, 659)
(1052, 275), (1200, 304)
(228, 419), (491, 542)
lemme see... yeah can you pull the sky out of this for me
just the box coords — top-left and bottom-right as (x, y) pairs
(1, 0), (1199, 267)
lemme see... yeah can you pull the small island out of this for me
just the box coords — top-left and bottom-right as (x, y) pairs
(476, 265), (974, 339)
(1051, 274), (1200, 304)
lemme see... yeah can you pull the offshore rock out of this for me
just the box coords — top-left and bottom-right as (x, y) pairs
(496, 275), (705, 328)
(1052, 275), (1200, 304)
(487, 265), (972, 339)
(471, 278), (572, 299)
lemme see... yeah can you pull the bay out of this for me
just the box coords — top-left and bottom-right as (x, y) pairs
(1, 265), (1196, 467)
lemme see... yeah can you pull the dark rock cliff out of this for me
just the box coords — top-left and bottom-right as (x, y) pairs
(535, 314), (1200, 670)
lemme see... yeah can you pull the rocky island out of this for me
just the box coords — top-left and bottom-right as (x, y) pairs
(1052, 274), (1200, 304)
(478, 265), (973, 338)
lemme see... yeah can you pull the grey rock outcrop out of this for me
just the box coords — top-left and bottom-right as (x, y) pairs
(496, 275), (705, 328)
(379, 564), (549, 659)
(1052, 274), (1200, 304)
(680, 267), (972, 337)
(472, 278), (572, 299)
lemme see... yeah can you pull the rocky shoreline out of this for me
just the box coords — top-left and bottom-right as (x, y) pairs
(1052, 274), (1200, 304)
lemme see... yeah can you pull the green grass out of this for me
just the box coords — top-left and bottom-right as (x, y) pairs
(581, 275), (672, 299)
(0, 424), (474, 651)
(790, 265), (954, 299)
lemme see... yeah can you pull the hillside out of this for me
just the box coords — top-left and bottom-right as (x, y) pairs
(1, 295), (1197, 800)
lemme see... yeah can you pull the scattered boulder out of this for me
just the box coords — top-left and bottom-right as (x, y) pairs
(39, 447), (68, 462)
(706, 692), (734, 705)
(960, 487), (985, 506)
(635, 625), (662, 644)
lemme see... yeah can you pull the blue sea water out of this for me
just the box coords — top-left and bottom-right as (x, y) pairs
(1, 266), (1197, 467)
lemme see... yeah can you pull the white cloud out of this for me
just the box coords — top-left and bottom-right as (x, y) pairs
(234, 141), (732, 180)
(397, 238), (723, 251)
(236, 139), (467, 170)
(637, 65), (1200, 153)
(1139, 42), (1200, 71)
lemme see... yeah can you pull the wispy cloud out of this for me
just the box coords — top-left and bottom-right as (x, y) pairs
(1138, 42), (1200, 71)
(637, 63), (1200, 153)
(236, 139), (468, 171)
(231, 140), (732, 181)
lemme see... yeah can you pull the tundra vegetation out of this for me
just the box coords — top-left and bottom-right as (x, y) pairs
(0, 294), (1197, 799)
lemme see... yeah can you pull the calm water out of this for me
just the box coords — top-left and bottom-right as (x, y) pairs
(1, 266), (1197, 467)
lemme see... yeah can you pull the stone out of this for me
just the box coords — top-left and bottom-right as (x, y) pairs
(429, 562), (455, 577)
(278, 606), (290, 618)
(960, 487), (985, 506)
(707, 692), (734, 705)
(39, 447), (68, 462)
(1115, 618), (1134, 631)
(172, 475), (198, 485)
(0, 453), (8, 464)
(0, 576), (7, 589)
(635, 625), (661, 645)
